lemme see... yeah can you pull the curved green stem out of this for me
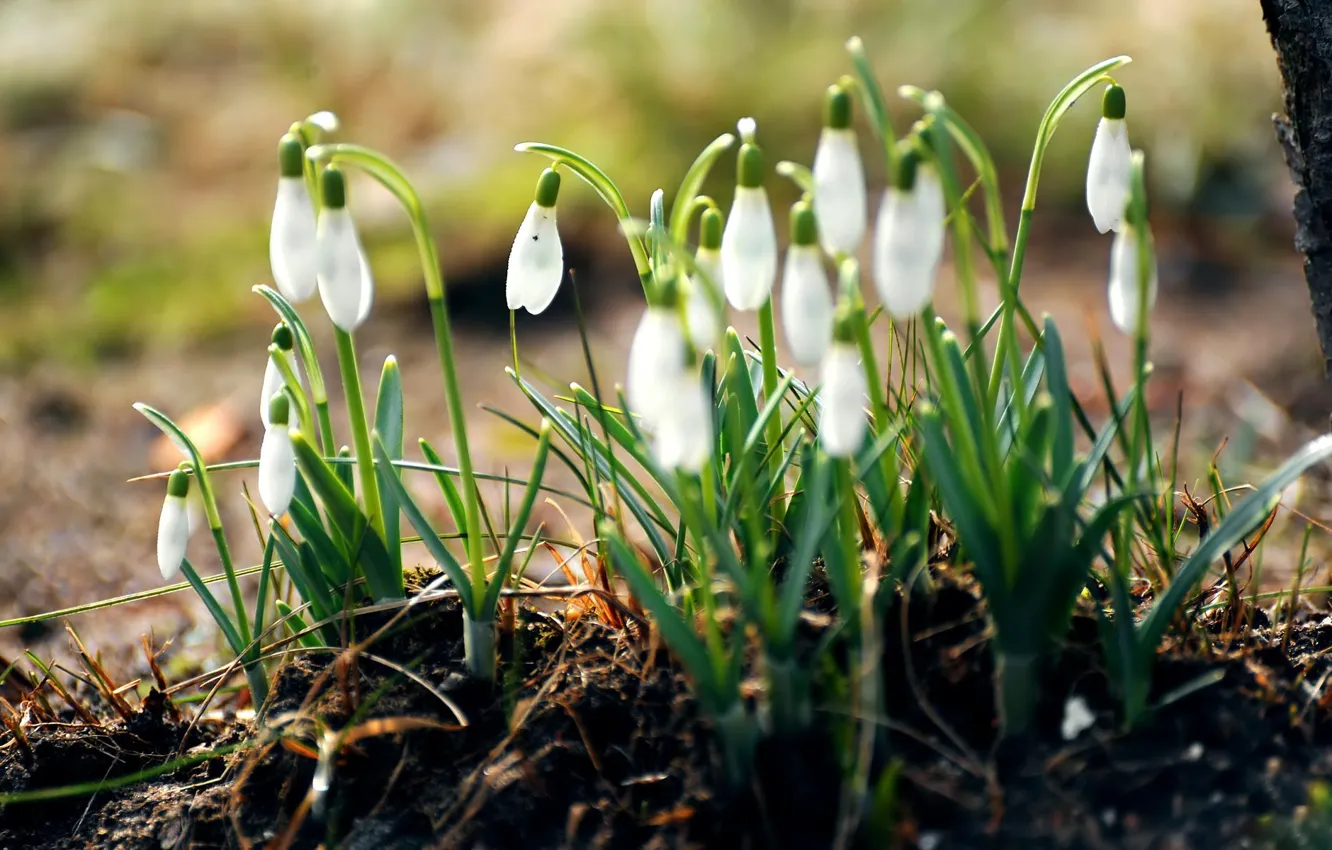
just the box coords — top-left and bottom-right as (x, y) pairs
(515, 142), (653, 296)
(308, 143), (487, 619)
(669, 133), (737, 244)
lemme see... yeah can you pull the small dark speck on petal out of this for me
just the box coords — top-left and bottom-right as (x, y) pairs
(532, 234), (539, 242)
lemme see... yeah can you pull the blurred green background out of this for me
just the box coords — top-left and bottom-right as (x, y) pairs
(0, 0), (1290, 366)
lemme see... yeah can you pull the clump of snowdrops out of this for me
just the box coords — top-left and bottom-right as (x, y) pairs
(138, 38), (1332, 797)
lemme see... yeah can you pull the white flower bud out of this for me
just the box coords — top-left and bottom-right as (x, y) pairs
(722, 186), (778, 311)
(1106, 224), (1158, 336)
(316, 205), (372, 332)
(654, 369), (712, 473)
(818, 342), (868, 457)
(258, 426), (296, 517)
(872, 168), (944, 319)
(157, 494), (189, 581)
(270, 177), (319, 303)
(685, 246), (723, 349)
(627, 306), (686, 429)
(780, 244), (834, 367)
(812, 128), (867, 257)
(1087, 119), (1132, 234)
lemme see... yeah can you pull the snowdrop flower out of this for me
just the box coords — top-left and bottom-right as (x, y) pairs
(780, 200), (833, 366)
(506, 168), (564, 314)
(654, 367), (713, 473)
(259, 393), (297, 517)
(684, 207), (725, 349)
(721, 118), (778, 311)
(1061, 696), (1096, 741)
(812, 84), (867, 257)
(1106, 221), (1158, 335)
(873, 148), (945, 318)
(1086, 85), (1132, 234)
(260, 323), (299, 427)
(627, 302), (687, 429)
(316, 167), (373, 332)
(156, 465), (191, 581)
(818, 312), (868, 457)
(269, 134), (318, 303)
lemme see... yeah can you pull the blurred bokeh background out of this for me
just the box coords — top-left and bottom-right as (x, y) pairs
(0, 0), (1322, 659)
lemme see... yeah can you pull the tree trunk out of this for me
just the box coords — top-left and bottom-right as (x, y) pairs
(1262, 0), (1332, 374)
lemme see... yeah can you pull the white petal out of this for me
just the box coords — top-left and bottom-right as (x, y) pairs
(317, 208), (369, 332)
(260, 355), (283, 427)
(1061, 696), (1095, 741)
(506, 203), (563, 315)
(721, 187), (778, 311)
(627, 307), (686, 427)
(1087, 119), (1132, 234)
(819, 343), (868, 457)
(780, 246), (834, 366)
(355, 247), (376, 327)
(685, 248), (724, 348)
(654, 370), (712, 472)
(872, 186), (943, 318)
(156, 495), (189, 581)
(270, 177), (319, 303)
(1107, 225), (1158, 335)
(259, 426), (296, 516)
(812, 128), (868, 257)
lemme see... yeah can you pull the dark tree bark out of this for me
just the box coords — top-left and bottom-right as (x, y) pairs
(1263, 0), (1332, 373)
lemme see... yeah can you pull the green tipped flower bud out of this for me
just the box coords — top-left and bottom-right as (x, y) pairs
(893, 144), (919, 191)
(737, 143), (764, 189)
(657, 271), (681, 309)
(832, 300), (859, 343)
(534, 168), (561, 209)
(1102, 85), (1126, 121)
(789, 200), (818, 246)
(700, 207), (724, 250)
(267, 392), (290, 427)
(321, 167), (347, 209)
(167, 464), (191, 498)
(824, 85), (853, 130)
(271, 322), (294, 351)
(278, 134), (305, 179)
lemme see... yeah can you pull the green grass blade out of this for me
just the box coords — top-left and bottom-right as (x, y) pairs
(373, 436), (474, 612)
(375, 356), (405, 577)
(482, 420), (554, 614)
(1137, 434), (1332, 655)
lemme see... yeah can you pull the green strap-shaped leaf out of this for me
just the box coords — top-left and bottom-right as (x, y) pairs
(482, 420), (554, 614)
(373, 436), (474, 612)
(376, 357), (405, 576)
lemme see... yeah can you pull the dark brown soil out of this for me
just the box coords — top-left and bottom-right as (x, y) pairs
(3, 573), (1332, 849)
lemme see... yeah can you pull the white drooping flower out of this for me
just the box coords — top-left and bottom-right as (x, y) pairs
(269, 136), (318, 303)
(812, 85), (867, 257)
(259, 394), (297, 516)
(654, 368), (713, 473)
(626, 305), (687, 428)
(506, 169), (564, 314)
(818, 339), (868, 458)
(780, 202), (833, 367)
(1106, 223), (1158, 336)
(1086, 85), (1132, 234)
(873, 153), (945, 318)
(156, 467), (191, 581)
(722, 118), (778, 311)
(316, 167), (373, 332)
